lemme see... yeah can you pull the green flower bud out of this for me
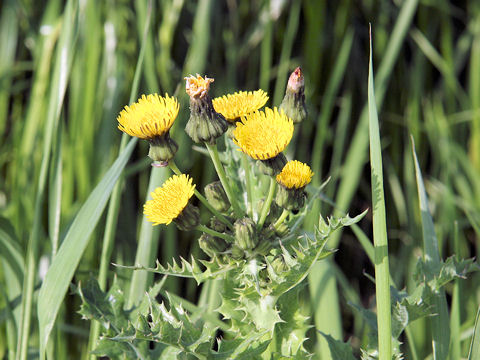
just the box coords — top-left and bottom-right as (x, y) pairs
(148, 132), (178, 162)
(231, 244), (244, 259)
(279, 67), (307, 124)
(204, 181), (230, 213)
(234, 217), (258, 250)
(275, 185), (306, 212)
(209, 216), (227, 233)
(257, 153), (287, 176)
(255, 238), (273, 256)
(198, 234), (227, 257)
(185, 75), (228, 144)
(173, 202), (200, 231)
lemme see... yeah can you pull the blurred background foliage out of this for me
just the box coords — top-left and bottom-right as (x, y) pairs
(0, 0), (479, 358)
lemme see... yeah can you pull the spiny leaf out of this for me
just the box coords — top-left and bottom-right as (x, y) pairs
(213, 333), (271, 360)
(115, 255), (242, 284)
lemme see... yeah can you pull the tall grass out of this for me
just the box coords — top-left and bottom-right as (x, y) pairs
(0, 0), (479, 359)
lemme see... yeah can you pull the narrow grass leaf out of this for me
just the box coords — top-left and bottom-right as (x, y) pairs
(368, 27), (392, 360)
(468, 306), (480, 360)
(411, 137), (450, 359)
(17, 1), (77, 358)
(38, 138), (137, 358)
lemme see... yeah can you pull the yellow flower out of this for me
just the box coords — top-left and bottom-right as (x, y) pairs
(276, 160), (314, 189)
(185, 74), (214, 99)
(144, 174), (196, 225)
(212, 90), (269, 122)
(117, 94), (179, 139)
(233, 107), (294, 160)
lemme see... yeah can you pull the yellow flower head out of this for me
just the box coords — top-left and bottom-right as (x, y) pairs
(212, 90), (269, 122)
(144, 174), (196, 225)
(276, 160), (314, 189)
(117, 94), (179, 140)
(185, 74), (214, 99)
(233, 107), (294, 160)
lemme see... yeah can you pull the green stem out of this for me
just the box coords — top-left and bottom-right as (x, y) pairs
(258, 177), (277, 229)
(197, 224), (235, 243)
(273, 209), (289, 230)
(205, 142), (243, 217)
(169, 161), (233, 230)
(241, 153), (253, 218)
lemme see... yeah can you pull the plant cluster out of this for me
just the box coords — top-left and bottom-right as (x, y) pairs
(79, 69), (367, 358)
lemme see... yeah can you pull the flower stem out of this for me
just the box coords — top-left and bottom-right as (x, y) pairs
(197, 224), (235, 243)
(258, 177), (277, 229)
(205, 142), (243, 217)
(169, 161), (233, 230)
(273, 209), (289, 229)
(241, 153), (254, 218)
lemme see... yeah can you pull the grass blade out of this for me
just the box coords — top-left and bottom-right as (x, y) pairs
(411, 137), (450, 359)
(17, 2), (77, 358)
(368, 27), (392, 360)
(468, 306), (480, 360)
(37, 138), (137, 359)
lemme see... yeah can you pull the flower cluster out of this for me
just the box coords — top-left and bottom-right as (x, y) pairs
(117, 68), (311, 259)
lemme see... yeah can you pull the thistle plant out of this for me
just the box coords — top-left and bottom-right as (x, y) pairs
(77, 71), (367, 359)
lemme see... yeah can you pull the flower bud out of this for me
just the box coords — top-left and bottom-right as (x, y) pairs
(234, 217), (258, 250)
(275, 185), (306, 212)
(184, 75), (228, 144)
(204, 181), (230, 213)
(173, 202), (200, 231)
(231, 244), (244, 259)
(209, 216), (227, 233)
(279, 67), (307, 124)
(148, 133), (178, 162)
(198, 234), (227, 257)
(257, 153), (287, 176)
(255, 238), (273, 256)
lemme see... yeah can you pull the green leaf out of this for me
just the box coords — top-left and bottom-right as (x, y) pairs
(116, 255), (242, 284)
(0, 216), (23, 286)
(412, 137), (451, 360)
(213, 336), (270, 360)
(273, 287), (312, 357)
(468, 306), (480, 360)
(368, 27), (392, 360)
(319, 332), (357, 360)
(38, 138), (137, 354)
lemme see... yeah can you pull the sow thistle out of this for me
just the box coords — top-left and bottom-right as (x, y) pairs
(81, 69), (367, 359)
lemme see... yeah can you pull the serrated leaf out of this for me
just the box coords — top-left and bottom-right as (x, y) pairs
(91, 338), (139, 359)
(213, 335), (270, 360)
(115, 256), (241, 284)
(274, 287), (312, 357)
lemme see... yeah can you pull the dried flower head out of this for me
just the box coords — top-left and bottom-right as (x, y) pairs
(287, 67), (305, 92)
(276, 160), (313, 189)
(212, 90), (269, 122)
(233, 107), (294, 160)
(117, 94), (179, 139)
(144, 174), (196, 225)
(280, 67), (307, 124)
(185, 74), (214, 99)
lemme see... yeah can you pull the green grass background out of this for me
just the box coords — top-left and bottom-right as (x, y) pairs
(0, 0), (479, 358)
